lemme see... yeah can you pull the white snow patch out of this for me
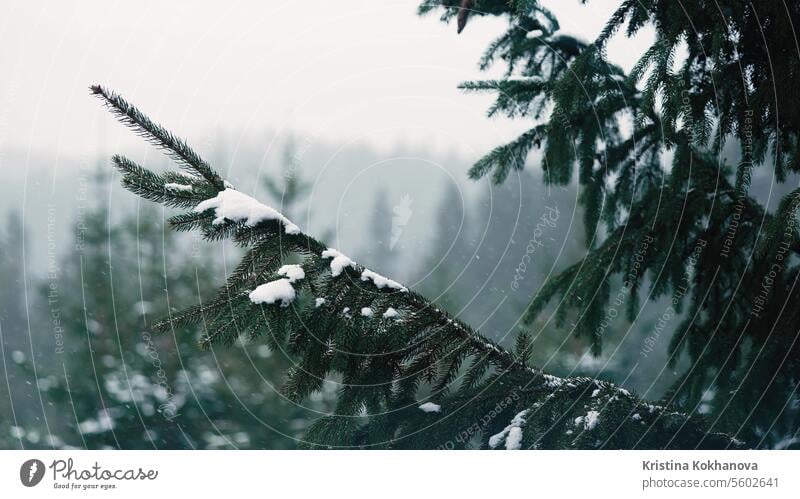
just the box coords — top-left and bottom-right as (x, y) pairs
(543, 374), (563, 389)
(165, 182), (193, 192)
(382, 307), (399, 319)
(360, 307), (373, 317)
(315, 297), (326, 308)
(631, 413), (641, 421)
(277, 264), (305, 283)
(248, 265), (304, 307)
(591, 388), (601, 398)
(249, 279), (297, 307)
(510, 411), (528, 426)
(418, 402), (441, 413)
(505, 427), (524, 450)
(576, 410), (600, 431)
(360, 269), (407, 292)
(194, 188), (300, 234)
(488, 410), (529, 450)
(321, 248), (355, 276)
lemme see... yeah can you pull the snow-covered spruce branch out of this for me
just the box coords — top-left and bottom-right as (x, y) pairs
(91, 85), (743, 449)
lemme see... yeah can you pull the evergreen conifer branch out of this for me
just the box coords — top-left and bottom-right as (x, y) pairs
(94, 85), (743, 449)
(422, 0), (800, 447)
(91, 85), (226, 190)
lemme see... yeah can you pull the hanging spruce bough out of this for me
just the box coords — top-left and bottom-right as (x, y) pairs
(91, 85), (742, 449)
(419, 0), (800, 447)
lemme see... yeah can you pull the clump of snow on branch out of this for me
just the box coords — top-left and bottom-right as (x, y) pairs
(584, 410), (599, 430)
(194, 188), (300, 234)
(320, 249), (409, 292)
(418, 402), (441, 413)
(315, 297), (326, 308)
(360, 307), (373, 317)
(542, 374), (563, 389)
(176, 171), (200, 180)
(574, 410), (600, 431)
(277, 264), (304, 283)
(382, 307), (398, 319)
(321, 248), (355, 277)
(506, 427), (524, 450)
(249, 280), (296, 307)
(489, 410), (529, 450)
(249, 264), (306, 308)
(165, 182), (193, 192)
(360, 269), (408, 292)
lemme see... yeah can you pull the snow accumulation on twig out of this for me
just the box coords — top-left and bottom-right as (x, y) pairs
(321, 248), (408, 292)
(249, 264), (306, 307)
(489, 410), (529, 450)
(360, 269), (407, 292)
(249, 279), (297, 307)
(418, 402), (441, 413)
(277, 264), (305, 283)
(176, 171), (201, 180)
(542, 373), (564, 389)
(321, 248), (356, 277)
(574, 410), (600, 431)
(194, 188), (300, 234)
(165, 182), (193, 192)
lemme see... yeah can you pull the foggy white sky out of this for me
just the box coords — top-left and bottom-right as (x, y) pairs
(0, 0), (651, 161)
